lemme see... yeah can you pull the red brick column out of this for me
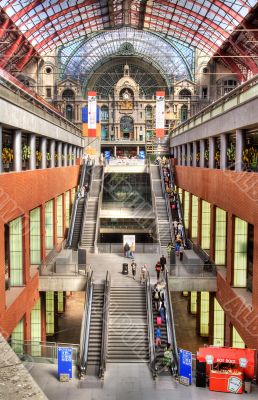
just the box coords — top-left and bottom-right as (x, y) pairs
(24, 310), (31, 341)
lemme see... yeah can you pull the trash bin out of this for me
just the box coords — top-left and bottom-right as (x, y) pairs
(122, 263), (128, 275)
(244, 380), (252, 393)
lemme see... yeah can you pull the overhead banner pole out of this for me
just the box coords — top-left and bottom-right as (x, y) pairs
(156, 91), (165, 138)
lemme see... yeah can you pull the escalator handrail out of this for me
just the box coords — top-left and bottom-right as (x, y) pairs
(79, 270), (93, 375)
(66, 158), (89, 248)
(94, 166), (104, 253)
(164, 267), (179, 372)
(79, 159), (95, 247)
(145, 271), (156, 377)
(99, 270), (111, 379)
(148, 160), (162, 250)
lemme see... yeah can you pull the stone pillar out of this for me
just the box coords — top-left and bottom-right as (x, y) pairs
(50, 139), (55, 168)
(40, 137), (47, 169)
(68, 144), (72, 166)
(235, 129), (244, 172)
(177, 146), (181, 166)
(209, 136), (215, 169)
(136, 146), (139, 155)
(200, 139), (205, 168)
(29, 133), (36, 170)
(114, 146), (117, 157)
(173, 147), (177, 160)
(187, 143), (191, 166)
(0, 124), (3, 173)
(13, 129), (22, 172)
(73, 146), (76, 165)
(63, 143), (67, 167)
(57, 142), (62, 167)
(76, 147), (80, 159)
(192, 141), (197, 167)
(181, 144), (186, 166)
(220, 133), (227, 170)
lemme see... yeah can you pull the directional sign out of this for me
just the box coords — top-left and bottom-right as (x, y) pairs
(58, 347), (73, 380)
(179, 349), (192, 385)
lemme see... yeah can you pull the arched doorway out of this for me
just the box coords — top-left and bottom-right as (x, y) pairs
(120, 116), (134, 139)
(66, 105), (73, 121)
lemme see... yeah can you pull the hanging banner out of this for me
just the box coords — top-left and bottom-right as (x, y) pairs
(88, 91), (97, 137)
(156, 91), (165, 138)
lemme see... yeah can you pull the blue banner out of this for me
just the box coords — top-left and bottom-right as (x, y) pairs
(82, 106), (88, 123)
(139, 150), (145, 159)
(104, 150), (111, 160)
(58, 347), (73, 379)
(179, 349), (192, 385)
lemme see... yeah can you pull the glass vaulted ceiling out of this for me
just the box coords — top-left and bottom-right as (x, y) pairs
(0, 0), (256, 55)
(59, 28), (194, 83)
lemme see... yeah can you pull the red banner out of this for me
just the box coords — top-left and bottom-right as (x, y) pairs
(156, 91), (165, 138)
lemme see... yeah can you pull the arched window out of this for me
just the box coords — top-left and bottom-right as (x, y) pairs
(66, 105), (73, 121)
(145, 105), (153, 120)
(179, 89), (191, 99)
(62, 89), (75, 100)
(101, 106), (109, 122)
(180, 105), (188, 122)
(120, 116), (134, 139)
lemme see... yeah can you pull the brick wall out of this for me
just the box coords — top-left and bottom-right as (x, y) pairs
(0, 166), (80, 338)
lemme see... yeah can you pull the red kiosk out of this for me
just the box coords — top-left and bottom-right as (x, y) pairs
(197, 347), (256, 394)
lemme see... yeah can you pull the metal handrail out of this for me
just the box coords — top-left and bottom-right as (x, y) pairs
(79, 159), (95, 247)
(94, 165), (105, 253)
(145, 271), (156, 378)
(148, 160), (162, 251)
(164, 267), (179, 374)
(78, 270), (93, 378)
(99, 270), (111, 379)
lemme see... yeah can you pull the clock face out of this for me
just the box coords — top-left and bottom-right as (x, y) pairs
(123, 91), (130, 100)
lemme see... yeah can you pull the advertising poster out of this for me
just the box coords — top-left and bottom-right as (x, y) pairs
(123, 235), (135, 253)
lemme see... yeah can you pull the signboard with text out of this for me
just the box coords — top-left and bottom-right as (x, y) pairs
(179, 349), (192, 385)
(58, 347), (73, 380)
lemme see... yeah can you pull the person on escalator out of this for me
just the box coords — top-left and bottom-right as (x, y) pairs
(155, 327), (161, 347)
(155, 261), (161, 280)
(159, 302), (166, 323)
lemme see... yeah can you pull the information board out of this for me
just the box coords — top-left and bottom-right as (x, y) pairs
(179, 349), (192, 385)
(58, 347), (73, 380)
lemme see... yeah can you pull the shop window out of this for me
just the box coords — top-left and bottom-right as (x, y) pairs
(45, 200), (54, 250)
(9, 217), (23, 286)
(11, 318), (24, 354)
(200, 292), (209, 336)
(215, 208), (227, 266)
(58, 292), (64, 313)
(191, 195), (198, 239)
(183, 191), (190, 230)
(233, 217), (247, 287)
(30, 207), (41, 265)
(65, 191), (70, 228)
(46, 291), (54, 335)
(213, 299), (224, 346)
(57, 195), (63, 240)
(31, 298), (41, 356)
(201, 200), (210, 251)
(232, 327), (245, 348)
(190, 292), (197, 314)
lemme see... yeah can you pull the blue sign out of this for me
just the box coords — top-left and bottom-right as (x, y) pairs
(179, 349), (192, 385)
(104, 150), (111, 160)
(58, 347), (73, 379)
(139, 150), (145, 159)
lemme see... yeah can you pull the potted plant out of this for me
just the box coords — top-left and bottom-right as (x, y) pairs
(215, 150), (220, 167)
(243, 147), (257, 171)
(196, 152), (200, 164)
(227, 143), (235, 169)
(22, 145), (31, 167)
(36, 150), (42, 166)
(46, 152), (51, 162)
(2, 146), (14, 169)
(204, 149), (209, 161)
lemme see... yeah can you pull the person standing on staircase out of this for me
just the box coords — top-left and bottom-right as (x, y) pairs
(131, 260), (137, 280)
(140, 264), (147, 284)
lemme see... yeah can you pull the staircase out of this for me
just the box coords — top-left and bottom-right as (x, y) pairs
(71, 198), (84, 248)
(81, 166), (103, 252)
(150, 165), (172, 249)
(107, 284), (149, 363)
(87, 284), (104, 365)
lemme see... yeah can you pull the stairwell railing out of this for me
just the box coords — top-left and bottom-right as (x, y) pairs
(78, 270), (93, 378)
(99, 270), (111, 379)
(94, 166), (105, 253)
(164, 267), (179, 375)
(145, 271), (156, 378)
(79, 159), (95, 247)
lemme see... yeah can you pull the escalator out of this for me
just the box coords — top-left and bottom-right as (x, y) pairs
(66, 157), (93, 249)
(78, 271), (110, 379)
(146, 268), (179, 378)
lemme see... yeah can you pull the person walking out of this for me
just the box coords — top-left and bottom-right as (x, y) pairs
(131, 260), (137, 280)
(160, 254), (166, 279)
(155, 261), (161, 281)
(124, 242), (130, 257)
(140, 264), (147, 284)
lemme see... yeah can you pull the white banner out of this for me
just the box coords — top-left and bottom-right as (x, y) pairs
(156, 91), (165, 136)
(88, 92), (97, 130)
